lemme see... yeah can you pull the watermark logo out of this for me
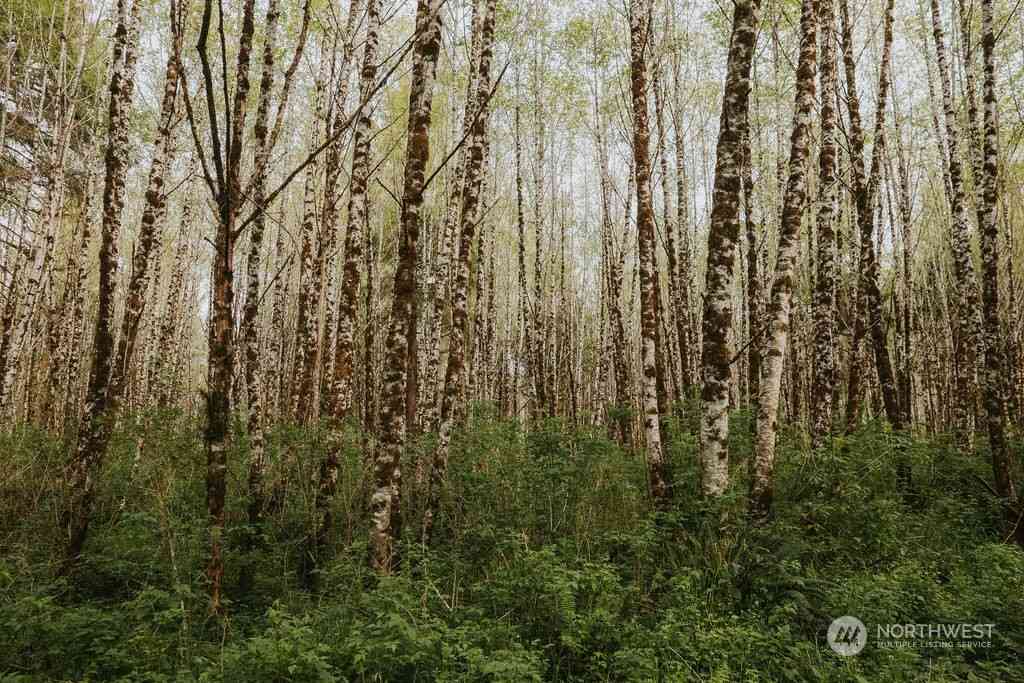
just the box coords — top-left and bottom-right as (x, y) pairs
(875, 622), (994, 650)
(828, 615), (867, 656)
(827, 616), (996, 656)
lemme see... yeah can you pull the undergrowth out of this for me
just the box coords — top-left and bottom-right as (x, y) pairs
(0, 407), (1021, 681)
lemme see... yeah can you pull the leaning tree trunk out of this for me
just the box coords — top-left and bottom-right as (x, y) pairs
(62, 0), (141, 568)
(109, 34), (180, 404)
(749, 0), (817, 518)
(840, 0), (900, 431)
(422, 0), (496, 542)
(699, 0), (762, 496)
(371, 0), (443, 574)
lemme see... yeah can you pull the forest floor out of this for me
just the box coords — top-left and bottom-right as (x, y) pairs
(1, 408), (1022, 681)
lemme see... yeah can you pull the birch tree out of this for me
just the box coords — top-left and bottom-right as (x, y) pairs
(700, 0), (762, 496)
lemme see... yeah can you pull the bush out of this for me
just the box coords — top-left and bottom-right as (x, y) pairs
(0, 413), (1021, 681)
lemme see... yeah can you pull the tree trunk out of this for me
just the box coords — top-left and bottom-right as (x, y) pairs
(423, 0), (484, 431)
(749, 0), (817, 518)
(840, 0), (900, 431)
(62, 0), (141, 568)
(978, 0), (1021, 541)
(929, 0), (984, 448)
(811, 0), (839, 447)
(291, 55), (330, 424)
(423, 0), (496, 542)
(371, 0), (443, 573)
(629, 0), (669, 503)
(238, 0), (283, 595)
(109, 35), (180, 404)
(198, 0), (259, 613)
(307, 0), (382, 586)
(699, 0), (762, 496)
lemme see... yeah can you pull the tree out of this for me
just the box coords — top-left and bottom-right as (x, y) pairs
(308, 0), (383, 586)
(810, 0), (839, 447)
(839, 0), (900, 435)
(628, 0), (669, 502)
(61, 0), (142, 568)
(371, 0), (444, 574)
(977, 0), (1021, 542)
(699, 0), (762, 497)
(928, 0), (983, 447)
(187, 0), (259, 613)
(749, 0), (818, 518)
(422, 0), (497, 541)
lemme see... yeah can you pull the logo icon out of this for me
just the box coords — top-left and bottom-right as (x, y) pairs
(828, 615), (867, 656)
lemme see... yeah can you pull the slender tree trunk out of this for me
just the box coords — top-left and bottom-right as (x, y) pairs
(0, 256), (24, 421)
(197, 0), (258, 613)
(62, 0), (141, 568)
(749, 0), (817, 518)
(531, 87), (548, 421)
(628, 0), (669, 502)
(929, 0), (984, 447)
(318, 0), (367, 409)
(363, 222), (377, 432)
(109, 37), (180, 404)
(330, 1), (381, 422)
(670, 60), (695, 394)
(740, 109), (761, 409)
(840, 0), (900, 431)
(978, 0), (1021, 541)
(423, 0), (496, 542)
(514, 95), (534, 423)
(238, 0), (282, 594)
(811, 0), (839, 447)
(63, 185), (95, 424)
(152, 207), (193, 408)
(371, 0), (443, 573)
(700, 0), (762, 496)
(306, 0), (382, 586)
(653, 69), (682, 409)
(291, 56), (330, 424)
(424, 0), (484, 431)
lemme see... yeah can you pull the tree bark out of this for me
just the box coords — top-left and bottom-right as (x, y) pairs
(700, 0), (762, 496)
(306, 0), (382, 586)
(811, 0), (839, 447)
(371, 0), (443, 573)
(109, 29), (180, 405)
(62, 0), (141, 568)
(840, 0), (900, 431)
(423, 0), (496, 542)
(749, 0), (817, 518)
(929, 0), (984, 447)
(628, 0), (669, 502)
(978, 0), (1020, 540)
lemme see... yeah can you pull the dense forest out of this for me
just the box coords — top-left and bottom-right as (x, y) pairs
(2, 0), (1024, 679)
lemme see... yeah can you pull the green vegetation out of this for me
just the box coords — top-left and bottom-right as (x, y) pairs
(1, 413), (1021, 681)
